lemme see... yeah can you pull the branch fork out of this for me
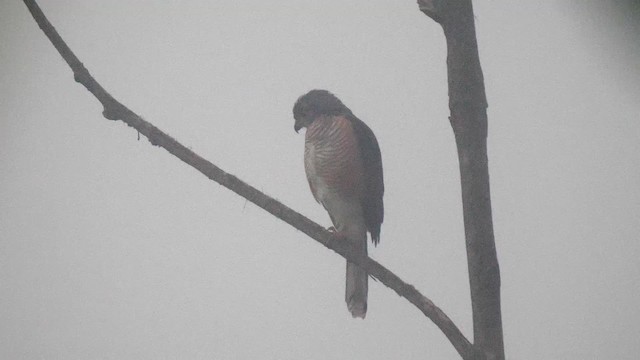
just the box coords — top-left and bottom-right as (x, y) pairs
(22, 1), (500, 359)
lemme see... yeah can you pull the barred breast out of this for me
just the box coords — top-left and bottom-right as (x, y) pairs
(304, 115), (365, 204)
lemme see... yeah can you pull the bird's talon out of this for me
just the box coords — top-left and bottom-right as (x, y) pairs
(328, 227), (347, 240)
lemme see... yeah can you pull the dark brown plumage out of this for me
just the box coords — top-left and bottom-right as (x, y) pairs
(293, 90), (384, 245)
(293, 89), (384, 318)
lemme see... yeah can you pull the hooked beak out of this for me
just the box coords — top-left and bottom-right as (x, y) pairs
(294, 120), (302, 133)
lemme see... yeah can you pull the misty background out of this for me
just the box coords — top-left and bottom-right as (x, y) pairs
(1, 1), (639, 359)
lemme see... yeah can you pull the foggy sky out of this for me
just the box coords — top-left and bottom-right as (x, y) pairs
(1, 1), (639, 359)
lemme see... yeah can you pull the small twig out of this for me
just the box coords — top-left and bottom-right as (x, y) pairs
(22, 1), (475, 359)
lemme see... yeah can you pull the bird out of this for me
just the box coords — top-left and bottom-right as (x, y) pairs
(293, 89), (384, 318)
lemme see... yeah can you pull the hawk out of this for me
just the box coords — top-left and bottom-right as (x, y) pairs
(293, 89), (384, 318)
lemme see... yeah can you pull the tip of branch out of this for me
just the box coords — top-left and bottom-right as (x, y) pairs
(417, 0), (442, 23)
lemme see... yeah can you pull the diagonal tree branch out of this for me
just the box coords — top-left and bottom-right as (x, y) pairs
(23, 1), (475, 359)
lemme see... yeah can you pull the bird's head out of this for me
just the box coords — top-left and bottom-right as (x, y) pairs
(293, 89), (350, 133)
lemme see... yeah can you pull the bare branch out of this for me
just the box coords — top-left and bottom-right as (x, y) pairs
(23, 0), (475, 359)
(420, 1), (504, 359)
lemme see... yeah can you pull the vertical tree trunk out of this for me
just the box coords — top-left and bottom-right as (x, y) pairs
(420, 1), (504, 359)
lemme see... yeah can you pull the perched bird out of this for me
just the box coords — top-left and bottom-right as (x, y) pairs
(293, 89), (384, 318)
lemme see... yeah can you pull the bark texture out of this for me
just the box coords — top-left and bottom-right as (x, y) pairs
(419, 1), (504, 359)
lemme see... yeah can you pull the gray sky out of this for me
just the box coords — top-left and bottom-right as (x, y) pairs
(1, 1), (639, 359)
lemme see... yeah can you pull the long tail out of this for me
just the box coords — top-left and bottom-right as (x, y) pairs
(345, 231), (368, 318)
(346, 261), (368, 318)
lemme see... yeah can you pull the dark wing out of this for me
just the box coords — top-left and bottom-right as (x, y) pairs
(348, 114), (384, 245)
